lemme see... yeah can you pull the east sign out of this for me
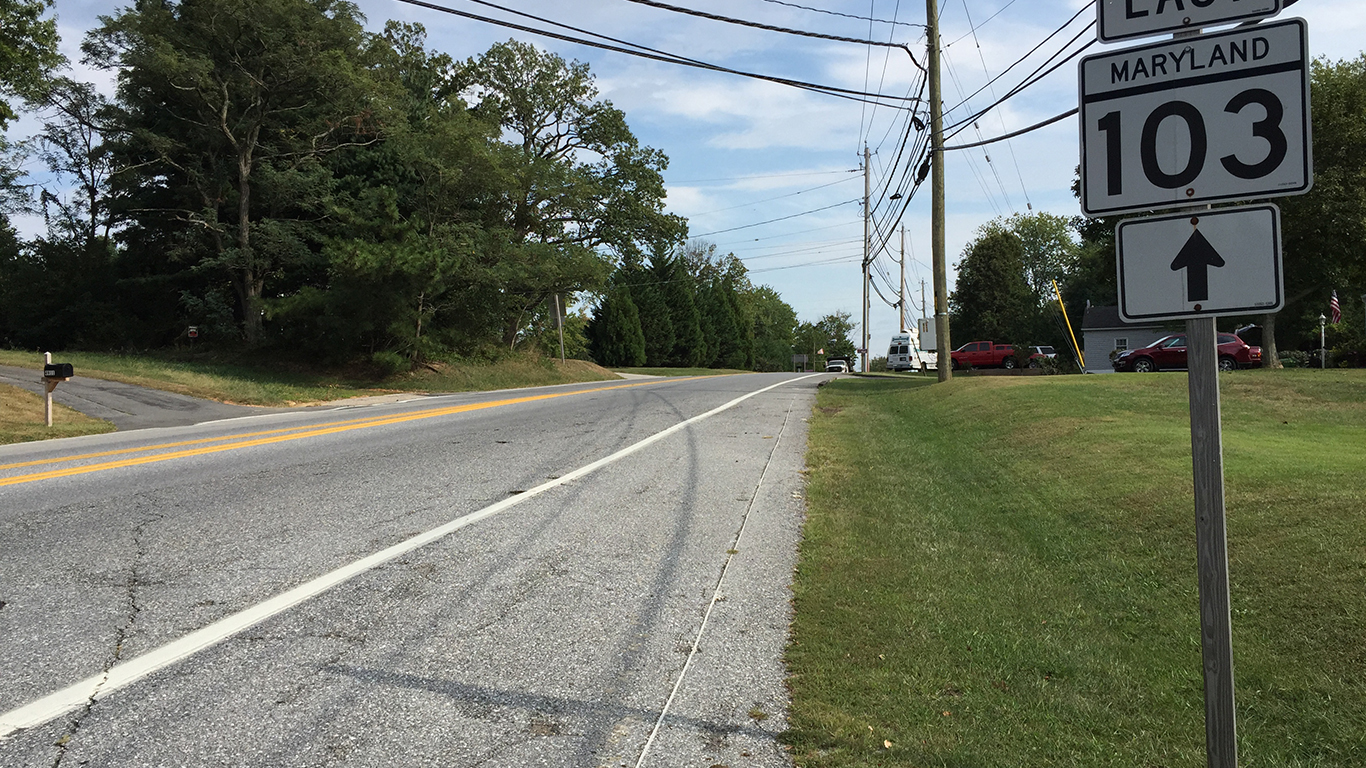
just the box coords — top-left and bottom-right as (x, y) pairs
(1097, 0), (1282, 44)
(1079, 18), (1311, 217)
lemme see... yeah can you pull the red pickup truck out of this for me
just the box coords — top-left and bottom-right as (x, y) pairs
(950, 341), (1017, 370)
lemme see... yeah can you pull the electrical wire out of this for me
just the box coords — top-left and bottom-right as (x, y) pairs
(942, 1), (1094, 117)
(749, 253), (862, 273)
(754, 0), (923, 29)
(395, 0), (921, 109)
(942, 107), (1077, 150)
(961, 0), (1033, 209)
(688, 175), (861, 216)
(708, 220), (858, 247)
(944, 0), (1019, 47)
(670, 169), (856, 184)
(619, 0), (924, 70)
(942, 33), (1094, 141)
(689, 198), (860, 238)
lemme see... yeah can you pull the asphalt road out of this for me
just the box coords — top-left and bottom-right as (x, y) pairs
(0, 372), (825, 767)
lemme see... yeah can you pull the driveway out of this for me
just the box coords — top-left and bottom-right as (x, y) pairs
(0, 365), (277, 431)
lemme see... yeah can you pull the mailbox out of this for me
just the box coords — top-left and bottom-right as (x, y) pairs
(44, 363), (74, 379)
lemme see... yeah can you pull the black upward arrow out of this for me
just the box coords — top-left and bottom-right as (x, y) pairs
(1170, 229), (1225, 302)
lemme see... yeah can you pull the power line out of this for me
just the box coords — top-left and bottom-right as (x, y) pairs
(943, 107), (1077, 151)
(749, 253), (861, 273)
(688, 175), (861, 216)
(753, 0), (924, 29)
(959, 0), (1033, 209)
(618, 0), (924, 69)
(943, 2), (1095, 118)
(709, 220), (858, 247)
(690, 198), (860, 238)
(395, 0), (921, 109)
(942, 32), (1094, 140)
(669, 169), (856, 184)
(864, 0), (911, 148)
(944, 0), (1019, 47)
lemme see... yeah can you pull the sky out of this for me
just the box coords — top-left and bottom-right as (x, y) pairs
(9, 0), (1365, 367)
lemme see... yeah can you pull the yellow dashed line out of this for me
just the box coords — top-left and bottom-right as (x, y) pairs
(0, 378), (692, 487)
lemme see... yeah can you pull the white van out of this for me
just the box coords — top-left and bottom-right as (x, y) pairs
(887, 330), (937, 372)
(887, 333), (915, 371)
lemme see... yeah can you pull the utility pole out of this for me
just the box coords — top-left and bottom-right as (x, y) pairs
(862, 144), (871, 373)
(899, 226), (908, 332)
(927, 0), (951, 382)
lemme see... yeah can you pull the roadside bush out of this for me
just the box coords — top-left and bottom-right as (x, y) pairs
(1280, 350), (1310, 368)
(369, 350), (410, 377)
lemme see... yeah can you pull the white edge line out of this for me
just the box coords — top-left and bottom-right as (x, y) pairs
(634, 390), (799, 767)
(0, 373), (821, 740)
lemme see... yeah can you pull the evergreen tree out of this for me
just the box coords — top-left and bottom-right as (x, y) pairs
(587, 283), (645, 367)
(652, 254), (703, 366)
(633, 275), (675, 367)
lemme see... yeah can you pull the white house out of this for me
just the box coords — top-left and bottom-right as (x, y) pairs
(1080, 305), (1173, 373)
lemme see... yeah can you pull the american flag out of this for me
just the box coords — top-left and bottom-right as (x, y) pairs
(1330, 291), (1341, 324)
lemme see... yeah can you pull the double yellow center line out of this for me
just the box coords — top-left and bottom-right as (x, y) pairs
(0, 378), (691, 487)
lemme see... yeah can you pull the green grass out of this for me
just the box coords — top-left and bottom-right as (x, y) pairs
(787, 370), (1366, 767)
(0, 349), (618, 407)
(610, 366), (751, 376)
(1, 383), (116, 445)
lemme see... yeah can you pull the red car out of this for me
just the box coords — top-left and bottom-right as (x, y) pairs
(1113, 333), (1261, 372)
(950, 341), (1017, 369)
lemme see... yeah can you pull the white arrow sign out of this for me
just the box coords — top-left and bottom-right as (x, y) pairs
(1117, 204), (1283, 322)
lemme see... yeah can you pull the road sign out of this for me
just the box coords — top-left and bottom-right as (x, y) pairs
(1097, 0), (1282, 44)
(1117, 204), (1282, 322)
(1080, 19), (1311, 217)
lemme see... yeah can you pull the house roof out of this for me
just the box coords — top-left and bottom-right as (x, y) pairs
(1081, 305), (1162, 331)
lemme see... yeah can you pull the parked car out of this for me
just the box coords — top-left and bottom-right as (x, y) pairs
(1025, 345), (1057, 368)
(950, 341), (1017, 370)
(825, 359), (849, 373)
(1113, 333), (1261, 372)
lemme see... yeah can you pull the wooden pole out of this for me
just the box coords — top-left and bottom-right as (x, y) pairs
(862, 145), (871, 373)
(927, 0), (950, 382)
(900, 226), (908, 332)
(1185, 316), (1238, 768)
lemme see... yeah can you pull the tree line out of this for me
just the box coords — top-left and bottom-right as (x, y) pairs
(585, 242), (852, 371)
(0, 0), (823, 372)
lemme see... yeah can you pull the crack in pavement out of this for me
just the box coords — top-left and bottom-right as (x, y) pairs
(50, 506), (163, 768)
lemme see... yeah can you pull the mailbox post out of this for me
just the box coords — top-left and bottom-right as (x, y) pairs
(41, 352), (74, 427)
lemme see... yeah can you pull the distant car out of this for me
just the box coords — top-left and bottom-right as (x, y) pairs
(1026, 345), (1057, 368)
(1113, 333), (1262, 372)
(825, 359), (849, 373)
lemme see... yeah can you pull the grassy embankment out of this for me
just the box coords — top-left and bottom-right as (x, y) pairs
(0, 349), (618, 444)
(0, 384), (116, 445)
(788, 370), (1366, 767)
(0, 349), (617, 406)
